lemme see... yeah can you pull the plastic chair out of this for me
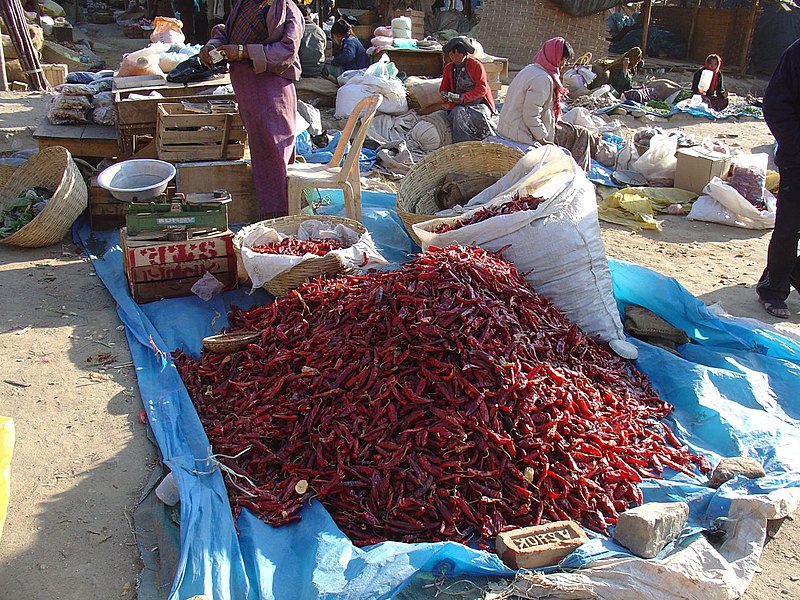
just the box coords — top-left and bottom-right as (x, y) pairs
(287, 95), (383, 222)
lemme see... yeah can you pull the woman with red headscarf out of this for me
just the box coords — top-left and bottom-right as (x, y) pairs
(496, 37), (595, 170)
(692, 54), (728, 111)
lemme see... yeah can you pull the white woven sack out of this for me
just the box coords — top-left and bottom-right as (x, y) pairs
(413, 146), (625, 343)
(687, 177), (776, 229)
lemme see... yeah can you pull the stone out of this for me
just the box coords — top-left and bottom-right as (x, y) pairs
(613, 502), (689, 559)
(708, 457), (766, 488)
(496, 521), (589, 570)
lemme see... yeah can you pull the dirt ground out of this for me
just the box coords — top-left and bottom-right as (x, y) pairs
(1, 25), (800, 600)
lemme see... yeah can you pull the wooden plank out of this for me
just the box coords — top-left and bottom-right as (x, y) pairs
(127, 270), (237, 303)
(115, 92), (236, 128)
(36, 135), (120, 159)
(641, 0), (653, 59)
(127, 256), (236, 283)
(81, 123), (118, 140)
(34, 122), (86, 139)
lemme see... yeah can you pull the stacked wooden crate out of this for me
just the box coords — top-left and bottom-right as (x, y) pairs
(156, 103), (246, 162)
(479, 55), (509, 101)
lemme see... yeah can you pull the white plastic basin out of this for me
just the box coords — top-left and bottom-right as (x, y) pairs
(97, 159), (176, 202)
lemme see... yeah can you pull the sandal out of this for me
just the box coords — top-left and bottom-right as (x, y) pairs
(759, 298), (791, 319)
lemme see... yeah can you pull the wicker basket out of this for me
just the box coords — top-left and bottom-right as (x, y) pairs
(396, 142), (525, 245)
(0, 164), (17, 189)
(233, 214), (368, 297)
(0, 146), (88, 248)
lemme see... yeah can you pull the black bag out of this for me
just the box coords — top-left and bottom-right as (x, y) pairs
(167, 56), (227, 84)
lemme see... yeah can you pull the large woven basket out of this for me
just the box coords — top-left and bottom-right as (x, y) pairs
(0, 164), (17, 189)
(233, 214), (368, 297)
(396, 142), (524, 245)
(0, 146), (88, 248)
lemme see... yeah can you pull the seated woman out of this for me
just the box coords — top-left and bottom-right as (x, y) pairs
(418, 37), (497, 143)
(590, 47), (642, 95)
(692, 54), (728, 111)
(496, 37), (596, 171)
(326, 20), (369, 76)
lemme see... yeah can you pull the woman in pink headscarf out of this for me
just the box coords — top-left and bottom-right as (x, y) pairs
(497, 37), (595, 170)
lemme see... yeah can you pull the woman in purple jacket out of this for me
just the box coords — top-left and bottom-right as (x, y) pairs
(199, 0), (303, 218)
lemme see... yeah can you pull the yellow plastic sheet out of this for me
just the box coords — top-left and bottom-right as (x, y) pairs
(597, 187), (698, 231)
(0, 417), (14, 543)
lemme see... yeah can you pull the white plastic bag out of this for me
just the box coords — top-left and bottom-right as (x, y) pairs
(561, 107), (604, 131)
(237, 219), (388, 290)
(118, 43), (169, 77)
(413, 146), (627, 344)
(688, 177), (777, 229)
(563, 65), (595, 97)
(150, 16), (185, 45)
(633, 133), (678, 184)
(335, 55), (408, 117)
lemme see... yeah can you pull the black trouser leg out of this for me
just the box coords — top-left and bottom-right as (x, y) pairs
(757, 168), (800, 302)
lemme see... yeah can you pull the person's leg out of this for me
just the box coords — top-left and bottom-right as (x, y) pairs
(555, 121), (591, 171)
(757, 168), (800, 317)
(230, 65), (296, 218)
(451, 105), (496, 143)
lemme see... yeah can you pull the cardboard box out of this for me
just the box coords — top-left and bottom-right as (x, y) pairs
(496, 521), (589, 569)
(674, 147), (731, 195)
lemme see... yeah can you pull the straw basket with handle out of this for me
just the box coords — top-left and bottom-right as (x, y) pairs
(396, 142), (525, 245)
(0, 146), (88, 248)
(233, 214), (368, 297)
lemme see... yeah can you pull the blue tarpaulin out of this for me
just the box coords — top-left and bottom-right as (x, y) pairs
(75, 190), (800, 600)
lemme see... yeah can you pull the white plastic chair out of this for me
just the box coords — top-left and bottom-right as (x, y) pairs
(287, 95), (383, 222)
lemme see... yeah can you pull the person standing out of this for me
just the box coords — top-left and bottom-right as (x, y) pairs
(199, 0), (303, 219)
(297, 3), (326, 78)
(418, 37), (497, 143)
(756, 40), (800, 319)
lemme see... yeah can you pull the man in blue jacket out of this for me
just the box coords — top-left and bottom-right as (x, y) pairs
(757, 39), (800, 319)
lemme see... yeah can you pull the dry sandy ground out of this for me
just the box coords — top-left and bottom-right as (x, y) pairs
(1, 33), (799, 599)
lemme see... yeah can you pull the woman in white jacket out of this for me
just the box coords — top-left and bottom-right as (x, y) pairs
(496, 37), (594, 171)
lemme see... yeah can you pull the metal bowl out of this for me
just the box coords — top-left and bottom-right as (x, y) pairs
(97, 159), (176, 202)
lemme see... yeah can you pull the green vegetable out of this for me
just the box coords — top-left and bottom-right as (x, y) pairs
(0, 187), (52, 238)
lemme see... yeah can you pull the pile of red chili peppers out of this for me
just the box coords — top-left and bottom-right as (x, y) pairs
(431, 195), (545, 234)
(250, 237), (347, 256)
(174, 245), (709, 547)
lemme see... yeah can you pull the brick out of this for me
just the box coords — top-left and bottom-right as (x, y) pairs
(613, 502), (689, 559)
(496, 520), (589, 569)
(708, 457), (766, 489)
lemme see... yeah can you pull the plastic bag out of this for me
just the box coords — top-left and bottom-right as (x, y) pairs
(118, 43), (169, 77)
(190, 271), (225, 300)
(688, 177), (776, 229)
(92, 91), (114, 107)
(167, 55), (226, 84)
(159, 51), (188, 73)
(563, 65), (595, 97)
(58, 83), (95, 96)
(150, 16), (185, 45)
(52, 93), (92, 111)
(88, 77), (113, 93)
(633, 134), (678, 185)
(49, 109), (89, 125)
(65, 71), (97, 84)
(729, 153), (768, 208)
(335, 55), (407, 116)
(92, 105), (116, 126)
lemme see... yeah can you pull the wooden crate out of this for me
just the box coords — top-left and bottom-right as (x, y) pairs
(157, 103), (246, 162)
(176, 160), (260, 225)
(89, 176), (126, 230)
(121, 229), (238, 303)
(42, 63), (68, 88)
(89, 177), (176, 230)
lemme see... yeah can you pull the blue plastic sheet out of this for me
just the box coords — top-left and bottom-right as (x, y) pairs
(296, 130), (377, 173)
(74, 192), (800, 600)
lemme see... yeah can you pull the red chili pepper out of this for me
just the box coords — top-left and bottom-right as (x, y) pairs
(250, 237), (347, 256)
(174, 245), (709, 547)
